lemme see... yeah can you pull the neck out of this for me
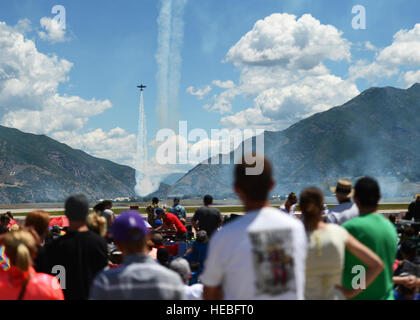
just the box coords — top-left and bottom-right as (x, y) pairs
(338, 198), (351, 204)
(358, 206), (377, 215)
(303, 215), (321, 232)
(124, 248), (148, 257)
(68, 221), (88, 232)
(244, 200), (270, 213)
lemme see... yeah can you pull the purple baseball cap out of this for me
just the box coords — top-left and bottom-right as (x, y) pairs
(112, 211), (148, 242)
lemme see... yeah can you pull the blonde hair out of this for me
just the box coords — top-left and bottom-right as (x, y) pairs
(87, 213), (107, 237)
(9, 224), (19, 232)
(5, 230), (37, 272)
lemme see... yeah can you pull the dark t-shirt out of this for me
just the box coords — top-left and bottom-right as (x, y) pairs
(405, 201), (420, 222)
(192, 206), (222, 238)
(39, 230), (108, 300)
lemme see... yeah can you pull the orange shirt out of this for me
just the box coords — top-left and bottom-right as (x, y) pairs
(0, 266), (64, 300)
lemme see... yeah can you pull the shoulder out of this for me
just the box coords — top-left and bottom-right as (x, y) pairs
(166, 212), (176, 219)
(211, 206), (221, 213)
(326, 223), (348, 238)
(84, 230), (107, 243)
(342, 215), (361, 230)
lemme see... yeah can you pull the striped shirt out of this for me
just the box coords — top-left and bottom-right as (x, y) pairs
(89, 254), (185, 300)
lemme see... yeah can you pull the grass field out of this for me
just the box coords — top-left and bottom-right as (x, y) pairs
(11, 203), (410, 217)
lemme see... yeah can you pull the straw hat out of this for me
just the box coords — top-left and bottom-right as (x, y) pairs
(330, 179), (354, 199)
(414, 194), (420, 199)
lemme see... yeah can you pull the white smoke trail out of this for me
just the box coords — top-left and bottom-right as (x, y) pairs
(156, 0), (187, 129)
(167, 0), (187, 128)
(155, 0), (173, 128)
(135, 0), (187, 197)
(135, 91), (160, 197)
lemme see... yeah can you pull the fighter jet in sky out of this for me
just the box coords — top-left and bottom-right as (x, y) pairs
(137, 84), (147, 91)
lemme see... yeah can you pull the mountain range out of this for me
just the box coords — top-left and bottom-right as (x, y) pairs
(0, 126), (136, 204)
(165, 83), (420, 199)
(0, 83), (419, 203)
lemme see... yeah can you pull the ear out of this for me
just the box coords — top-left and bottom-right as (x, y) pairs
(233, 184), (245, 203)
(269, 179), (275, 192)
(233, 183), (242, 197)
(353, 195), (360, 207)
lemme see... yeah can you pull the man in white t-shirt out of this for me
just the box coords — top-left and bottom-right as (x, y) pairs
(201, 155), (307, 300)
(326, 179), (359, 225)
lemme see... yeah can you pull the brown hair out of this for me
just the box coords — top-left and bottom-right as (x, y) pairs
(25, 211), (50, 239)
(234, 154), (273, 202)
(5, 230), (37, 272)
(299, 187), (324, 218)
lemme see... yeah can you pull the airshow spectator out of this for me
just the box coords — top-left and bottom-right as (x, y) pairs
(90, 211), (185, 300)
(24, 211), (50, 271)
(341, 177), (398, 300)
(0, 230), (64, 300)
(25, 211), (50, 244)
(39, 194), (108, 300)
(300, 187), (383, 300)
(0, 214), (10, 233)
(87, 213), (107, 238)
(5, 211), (18, 229)
(170, 257), (204, 300)
(156, 208), (188, 241)
(202, 155), (307, 300)
(157, 247), (170, 267)
(101, 200), (115, 241)
(393, 239), (420, 300)
(326, 179), (359, 225)
(146, 197), (160, 226)
(184, 230), (209, 277)
(169, 198), (187, 223)
(192, 195), (222, 238)
(404, 194), (420, 222)
(280, 192), (297, 216)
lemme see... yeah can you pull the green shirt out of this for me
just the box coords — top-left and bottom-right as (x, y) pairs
(342, 213), (398, 300)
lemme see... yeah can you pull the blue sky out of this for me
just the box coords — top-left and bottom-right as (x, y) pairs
(0, 0), (419, 178)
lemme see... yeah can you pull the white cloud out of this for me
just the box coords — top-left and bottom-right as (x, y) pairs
(0, 21), (134, 168)
(349, 60), (398, 82)
(364, 41), (376, 51)
(204, 13), (359, 129)
(2, 95), (112, 134)
(226, 13), (351, 69)
(204, 87), (241, 114)
(52, 128), (137, 167)
(220, 107), (277, 130)
(0, 22), (72, 111)
(254, 74), (359, 121)
(212, 80), (235, 89)
(402, 69), (420, 88)
(186, 85), (212, 100)
(38, 17), (67, 43)
(351, 24), (420, 82)
(377, 24), (420, 67)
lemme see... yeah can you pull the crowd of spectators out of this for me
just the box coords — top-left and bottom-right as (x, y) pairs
(0, 155), (419, 300)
